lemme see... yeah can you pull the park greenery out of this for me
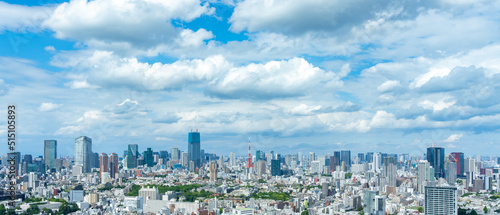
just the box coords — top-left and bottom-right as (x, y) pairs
(251, 191), (291, 201)
(126, 184), (212, 202)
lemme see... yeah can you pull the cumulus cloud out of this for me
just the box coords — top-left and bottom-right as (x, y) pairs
(444, 133), (463, 142)
(229, 0), (428, 34)
(43, 0), (214, 54)
(0, 2), (53, 33)
(55, 51), (343, 100)
(205, 58), (342, 99)
(38, 102), (62, 112)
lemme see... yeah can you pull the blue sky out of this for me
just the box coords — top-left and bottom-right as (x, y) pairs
(1, 0), (500, 157)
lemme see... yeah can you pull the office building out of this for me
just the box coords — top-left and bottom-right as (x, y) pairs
(329, 156), (338, 172)
(159, 150), (169, 161)
(427, 147), (445, 178)
(309, 152), (315, 165)
(271, 159), (281, 176)
(171, 147), (180, 161)
(256, 150), (265, 161)
(445, 162), (457, 185)
(210, 162), (218, 181)
(188, 131), (201, 168)
(144, 148), (154, 167)
(341, 150), (351, 167)
(109, 153), (118, 179)
(424, 186), (457, 215)
(450, 152), (464, 176)
(75, 136), (92, 173)
(382, 157), (397, 187)
(139, 186), (160, 201)
(127, 144), (138, 169)
(230, 152), (236, 167)
(44, 140), (57, 170)
(181, 152), (189, 167)
(99, 153), (108, 178)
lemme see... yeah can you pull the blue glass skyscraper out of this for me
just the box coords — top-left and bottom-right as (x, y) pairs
(188, 131), (201, 168)
(44, 140), (57, 169)
(427, 147), (445, 178)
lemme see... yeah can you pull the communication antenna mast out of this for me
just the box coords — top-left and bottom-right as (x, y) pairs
(246, 137), (253, 168)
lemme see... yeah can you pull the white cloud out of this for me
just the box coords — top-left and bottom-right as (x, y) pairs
(44, 46), (55, 52)
(0, 2), (53, 33)
(444, 133), (463, 142)
(155, 137), (174, 141)
(377, 80), (401, 93)
(38, 102), (62, 112)
(43, 0), (214, 54)
(206, 57), (342, 99)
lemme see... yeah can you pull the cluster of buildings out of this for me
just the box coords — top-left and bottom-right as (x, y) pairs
(1, 131), (500, 214)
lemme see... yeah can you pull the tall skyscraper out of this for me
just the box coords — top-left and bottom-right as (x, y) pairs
(229, 152), (236, 167)
(75, 136), (92, 173)
(127, 144), (138, 169)
(181, 152), (189, 167)
(188, 131), (201, 168)
(256, 150), (265, 161)
(424, 186), (457, 215)
(341, 150), (351, 167)
(99, 153), (108, 178)
(7, 152), (20, 176)
(209, 162), (218, 181)
(445, 162), (457, 185)
(309, 152), (315, 165)
(159, 151), (169, 161)
(357, 153), (365, 163)
(144, 148), (154, 167)
(382, 157), (397, 187)
(171, 147), (180, 161)
(271, 159), (281, 176)
(427, 147), (445, 178)
(44, 140), (57, 170)
(109, 153), (118, 179)
(450, 152), (464, 177)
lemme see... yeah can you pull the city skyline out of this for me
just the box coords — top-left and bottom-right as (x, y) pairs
(2, 1), (500, 156)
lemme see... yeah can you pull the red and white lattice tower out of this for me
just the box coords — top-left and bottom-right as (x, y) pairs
(246, 137), (253, 168)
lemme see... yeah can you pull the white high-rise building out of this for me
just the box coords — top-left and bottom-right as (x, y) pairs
(425, 186), (457, 215)
(418, 161), (431, 193)
(445, 162), (457, 185)
(230, 152), (236, 167)
(75, 136), (92, 173)
(373, 153), (381, 172)
(310, 160), (321, 174)
(181, 152), (189, 167)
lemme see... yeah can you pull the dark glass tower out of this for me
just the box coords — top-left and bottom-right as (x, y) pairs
(127, 144), (138, 169)
(451, 152), (464, 177)
(44, 140), (57, 169)
(427, 147), (445, 178)
(271, 159), (281, 176)
(188, 131), (201, 168)
(340, 150), (351, 167)
(144, 148), (154, 167)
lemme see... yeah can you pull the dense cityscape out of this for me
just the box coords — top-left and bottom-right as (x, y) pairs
(1, 131), (499, 215)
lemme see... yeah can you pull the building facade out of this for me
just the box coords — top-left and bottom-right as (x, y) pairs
(75, 136), (92, 173)
(44, 140), (57, 170)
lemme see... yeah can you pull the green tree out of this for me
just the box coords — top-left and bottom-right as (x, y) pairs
(301, 211), (309, 215)
(469, 209), (478, 215)
(42, 208), (53, 214)
(219, 208), (223, 214)
(0, 204), (5, 215)
(6, 209), (15, 215)
(483, 206), (488, 214)
(26, 204), (40, 215)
